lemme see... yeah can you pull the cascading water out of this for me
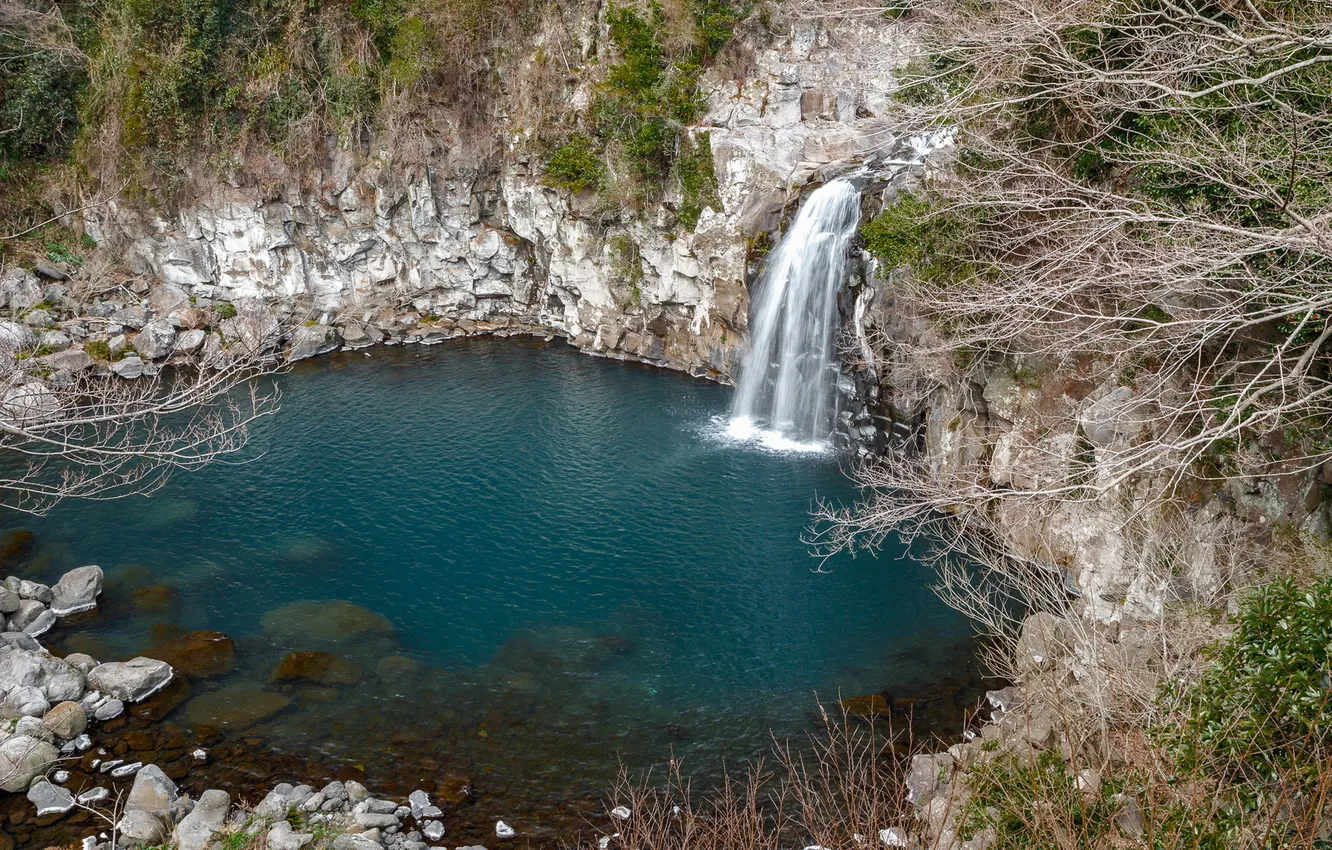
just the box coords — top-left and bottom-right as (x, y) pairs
(729, 177), (863, 451)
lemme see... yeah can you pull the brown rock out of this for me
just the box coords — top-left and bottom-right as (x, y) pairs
(133, 585), (178, 614)
(59, 635), (115, 661)
(132, 675), (192, 723)
(146, 631), (236, 679)
(40, 702), (86, 739)
(436, 774), (472, 805)
(271, 651), (362, 686)
(184, 687), (291, 730)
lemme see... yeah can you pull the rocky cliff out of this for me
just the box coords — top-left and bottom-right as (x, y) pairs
(81, 10), (909, 380)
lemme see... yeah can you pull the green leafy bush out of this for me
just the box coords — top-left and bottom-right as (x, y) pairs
(1157, 571), (1332, 824)
(0, 51), (85, 160)
(543, 134), (605, 193)
(861, 192), (977, 282)
(214, 302), (237, 320)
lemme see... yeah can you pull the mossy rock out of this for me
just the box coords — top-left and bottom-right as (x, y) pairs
(185, 687), (291, 730)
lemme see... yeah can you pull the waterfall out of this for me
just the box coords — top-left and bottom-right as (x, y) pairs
(729, 178), (862, 451)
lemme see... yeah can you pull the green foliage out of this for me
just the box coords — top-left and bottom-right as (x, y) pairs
(675, 131), (718, 230)
(960, 749), (1127, 850)
(589, 2), (743, 192)
(214, 302), (237, 320)
(0, 51), (85, 160)
(1156, 571), (1332, 827)
(861, 192), (976, 282)
(84, 340), (112, 361)
(543, 134), (605, 193)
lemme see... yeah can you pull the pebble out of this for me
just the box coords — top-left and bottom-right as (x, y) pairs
(96, 760), (120, 773)
(191, 748), (208, 761)
(495, 821), (515, 839)
(109, 761), (143, 778)
(610, 806), (631, 820)
(53, 770), (70, 783)
(422, 821), (444, 841)
(93, 699), (124, 721)
(77, 787), (110, 804)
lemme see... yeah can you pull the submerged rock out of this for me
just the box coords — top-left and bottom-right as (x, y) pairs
(27, 779), (75, 816)
(147, 631), (235, 679)
(270, 651), (362, 686)
(838, 694), (892, 718)
(261, 600), (395, 643)
(184, 686), (292, 729)
(133, 584), (180, 614)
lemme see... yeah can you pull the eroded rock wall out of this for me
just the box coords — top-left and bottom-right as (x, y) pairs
(83, 12), (910, 380)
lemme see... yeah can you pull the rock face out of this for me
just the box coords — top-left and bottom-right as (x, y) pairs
(86, 657), (174, 702)
(83, 12), (905, 380)
(50, 565), (103, 616)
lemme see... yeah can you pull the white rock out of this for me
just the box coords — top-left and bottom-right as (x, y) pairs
(86, 657), (173, 702)
(610, 806), (631, 820)
(879, 828), (909, 848)
(495, 821), (515, 839)
(173, 789), (230, 850)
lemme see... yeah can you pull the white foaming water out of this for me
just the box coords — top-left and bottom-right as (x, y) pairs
(718, 415), (830, 454)
(729, 178), (863, 445)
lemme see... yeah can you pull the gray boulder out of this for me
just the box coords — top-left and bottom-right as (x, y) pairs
(1, 382), (59, 422)
(173, 789), (230, 850)
(63, 653), (99, 674)
(0, 646), (84, 702)
(33, 261), (69, 282)
(40, 348), (94, 373)
(0, 588), (18, 614)
(119, 809), (168, 844)
(0, 632), (40, 651)
(112, 306), (149, 330)
(174, 329), (206, 354)
(16, 580), (52, 603)
(23, 309), (55, 329)
(219, 300), (281, 356)
(27, 779), (74, 815)
(332, 835), (382, 850)
(5, 686), (49, 717)
(126, 764), (178, 814)
(268, 820), (314, 850)
(0, 321), (38, 352)
(86, 657), (173, 702)
(0, 735), (59, 791)
(1, 270), (43, 311)
(51, 565), (103, 616)
(288, 324), (342, 361)
(37, 330), (70, 351)
(110, 355), (145, 379)
(253, 788), (292, 821)
(135, 321), (177, 360)
(8, 600), (50, 632)
(1014, 612), (1075, 677)
(21, 610), (55, 637)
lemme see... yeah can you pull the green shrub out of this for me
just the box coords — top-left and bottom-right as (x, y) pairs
(861, 193), (977, 282)
(544, 134), (605, 193)
(84, 340), (112, 361)
(214, 302), (237, 320)
(0, 51), (85, 160)
(1156, 571), (1332, 826)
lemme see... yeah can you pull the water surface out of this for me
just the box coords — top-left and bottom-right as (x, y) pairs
(17, 339), (977, 837)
